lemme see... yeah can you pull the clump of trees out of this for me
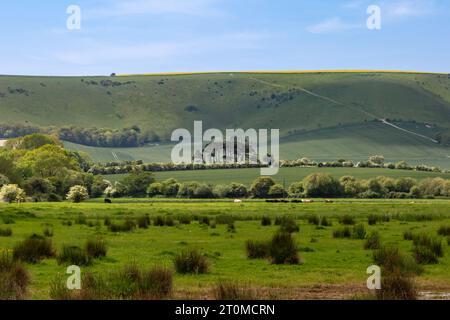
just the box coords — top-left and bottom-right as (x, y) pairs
(0, 124), (160, 148)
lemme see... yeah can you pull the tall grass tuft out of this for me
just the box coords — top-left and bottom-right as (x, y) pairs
(173, 249), (209, 274)
(13, 234), (55, 264)
(0, 228), (13, 237)
(85, 238), (107, 259)
(214, 280), (257, 300)
(57, 245), (92, 266)
(261, 216), (272, 226)
(269, 231), (300, 264)
(364, 231), (381, 250)
(0, 254), (30, 300)
(246, 240), (270, 259)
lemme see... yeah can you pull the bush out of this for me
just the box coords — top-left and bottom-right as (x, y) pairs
(214, 280), (257, 300)
(57, 245), (92, 266)
(173, 249), (209, 274)
(13, 234), (55, 263)
(0, 184), (26, 203)
(412, 234), (444, 258)
(373, 246), (422, 276)
(269, 231), (300, 264)
(85, 238), (107, 259)
(261, 216), (272, 226)
(302, 173), (342, 197)
(250, 177), (276, 198)
(138, 266), (173, 299)
(352, 224), (367, 239)
(66, 185), (89, 203)
(0, 254), (30, 300)
(137, 215), (150, 229)
(165, 216), (175, 227)
(339, 215), (355, 225)
(333, 227), (352, 238)
(246, 240), (270, 259)
(364, 232), (381, 250)
(403, 230), (415, 240)
(268, 184), (287, 198)
(0, 228), (13, 237)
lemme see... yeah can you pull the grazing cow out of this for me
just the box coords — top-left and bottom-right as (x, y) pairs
(325, 200), (334, 203)
(104, 198), (112, 204)
(234, 199), (242, 203)
(302, 199), (314, 203)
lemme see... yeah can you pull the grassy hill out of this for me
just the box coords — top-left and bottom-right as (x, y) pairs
(2, 71), (450, 167)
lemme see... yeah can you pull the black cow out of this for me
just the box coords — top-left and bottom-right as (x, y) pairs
(104, 198), (112, 204)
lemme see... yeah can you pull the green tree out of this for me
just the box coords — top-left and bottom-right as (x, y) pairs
(120, 171), (155, 197)
(66, 185), (89, 203)
(303, 173), (342, 197)
(250, 177), (276, 198)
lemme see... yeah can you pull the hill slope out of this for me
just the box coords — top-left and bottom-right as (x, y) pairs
(1, 71), (450, 166)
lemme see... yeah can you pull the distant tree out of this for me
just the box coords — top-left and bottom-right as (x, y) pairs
(147, 182), (163, 197)
(0, 184), (26, 203)
(66, 185), (89, 203)
(288, 182), (304, 198)
(369, 155), (385, 165)
(0, 174), (9, 187)
(303, 173), (342, 197)
(268, 184), (287, 198)
(250, 177), (276, 198)
(120, 171), (155, 197)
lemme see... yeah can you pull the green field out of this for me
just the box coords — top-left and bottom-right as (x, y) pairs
(103, 166), (450, 186)
(2, 71), (450, 168)
(1, 200), (449, 300)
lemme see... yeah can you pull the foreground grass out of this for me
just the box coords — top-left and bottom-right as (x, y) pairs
(0, 200), (449, 299)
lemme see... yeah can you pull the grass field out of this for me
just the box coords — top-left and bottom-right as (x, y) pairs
(1, 200), (449, 300)
(103, 166), (450, 185)
(64, 122), (450, 169)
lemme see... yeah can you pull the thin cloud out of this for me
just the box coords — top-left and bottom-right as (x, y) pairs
(307, 17), (362, 34)
(382, 0), (437, 18)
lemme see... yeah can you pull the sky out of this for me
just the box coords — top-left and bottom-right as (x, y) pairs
(0, 0), (449, 76)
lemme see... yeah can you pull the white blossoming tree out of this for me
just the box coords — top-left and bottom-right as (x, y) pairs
(0, 184), (26, 203)
(66, 185), (89, 203)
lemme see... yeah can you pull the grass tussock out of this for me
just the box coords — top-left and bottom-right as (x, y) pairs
(364, 231), (381, 250)
(269, 231), (300, 265)
(85, 238), (107, 259)
(57, 245), (92, 266)
(173, 249), (209, 274)
(13, 234), (55, 264)
(275, 216), (299, 233)
(246, 240), (270, 259)
(333, 227), (352, 238)
(261, 216), (272, 226)
(0, 254), (30, 300)
(0, 228), (13, 237)
(137, 215), (150, 229)
(213, 280), (258, 300)
(339, 215), (355, 225)
(108, 219), (136, 232)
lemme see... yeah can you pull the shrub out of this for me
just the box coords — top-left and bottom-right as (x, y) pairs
(215, 214), (234, 225)
(268, 184), (287, 198)
(339, 215), (355, 225)
(103, 217), (111, 226)
(57, 245), (92, 266)
(261, 216), (272, 226)
(412, 234), (444, 258)
(85, 238), (107, 258)
(373, 246), (422, 276)
(66, 185), (89, 203)
(138, 266), (173, 299)
(269, 231), (300, 264)
(2, 216), (15, 224)
(137, 215), (150, 229)
(214, 280), (257, 300)
(302, 173), (342, 197)
(0, 184), (26, 203)
(173, 249), (209, 274)
(246, 240), (270, 259)
(352, 224), (367, 239)
(0, 228), (13, 237)
(364, 232), (381, 250)
(250, 177), (276, 198)
(403, 230), (415, 241)
(333, 227), (352, 238)
(13, 234), (55, 263)
(0, 254), (30, 300)
(437, 226), (450, 236)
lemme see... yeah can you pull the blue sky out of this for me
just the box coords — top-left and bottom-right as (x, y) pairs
(0, 0), (449, 76)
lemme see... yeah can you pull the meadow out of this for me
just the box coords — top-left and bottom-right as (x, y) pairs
(1, 199), (449, 300)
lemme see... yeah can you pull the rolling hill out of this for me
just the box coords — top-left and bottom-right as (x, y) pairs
(1, 71), (450, 167)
